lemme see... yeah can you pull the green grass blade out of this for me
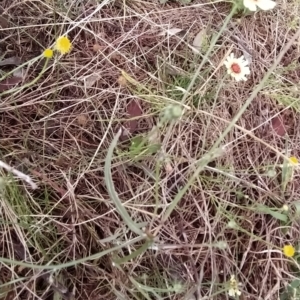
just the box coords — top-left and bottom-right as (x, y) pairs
(0, 236), (145, 270)
(113, 239), (151, 265)
(104, 128), (145, 236)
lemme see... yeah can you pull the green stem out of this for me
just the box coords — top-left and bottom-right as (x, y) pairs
(0, 235), (145, 270)
(160, 9), (300, 228)
(180, 4), (238, 104)
(0, 57), (50, 97)
(0, 57), (39, 82)
(159, 5), (238, 224)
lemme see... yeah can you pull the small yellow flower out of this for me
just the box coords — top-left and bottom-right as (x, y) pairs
(55, 36), (72, 54)
(43, 48), (53, 58)
(289, 156), (299, 165)
(283, 245), (295, 257)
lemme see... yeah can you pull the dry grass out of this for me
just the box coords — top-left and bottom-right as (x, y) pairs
(1, 0), (300, 299)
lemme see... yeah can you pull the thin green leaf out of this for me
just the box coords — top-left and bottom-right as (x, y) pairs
(130, 277), (154, 300)
(129, 276), (183, 294)
(113, 240), (151, 265)
(0, 235), (145, 270)
(129, 277), (163, 300)
(294, 201), (300, 215)
(104, 128), (145, 236)
(282, 157), (292, 192)
(256, 204), (287, 222)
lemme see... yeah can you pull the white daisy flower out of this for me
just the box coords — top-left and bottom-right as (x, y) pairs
(224, 53), (250, 82)
(243, 0), (276, 11)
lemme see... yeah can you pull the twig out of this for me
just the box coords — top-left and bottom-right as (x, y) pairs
(0, 160), (37, 189)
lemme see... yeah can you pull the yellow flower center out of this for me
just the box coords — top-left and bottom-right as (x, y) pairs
(283, 245), (295, 257)
(289, 156), (298, 165)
